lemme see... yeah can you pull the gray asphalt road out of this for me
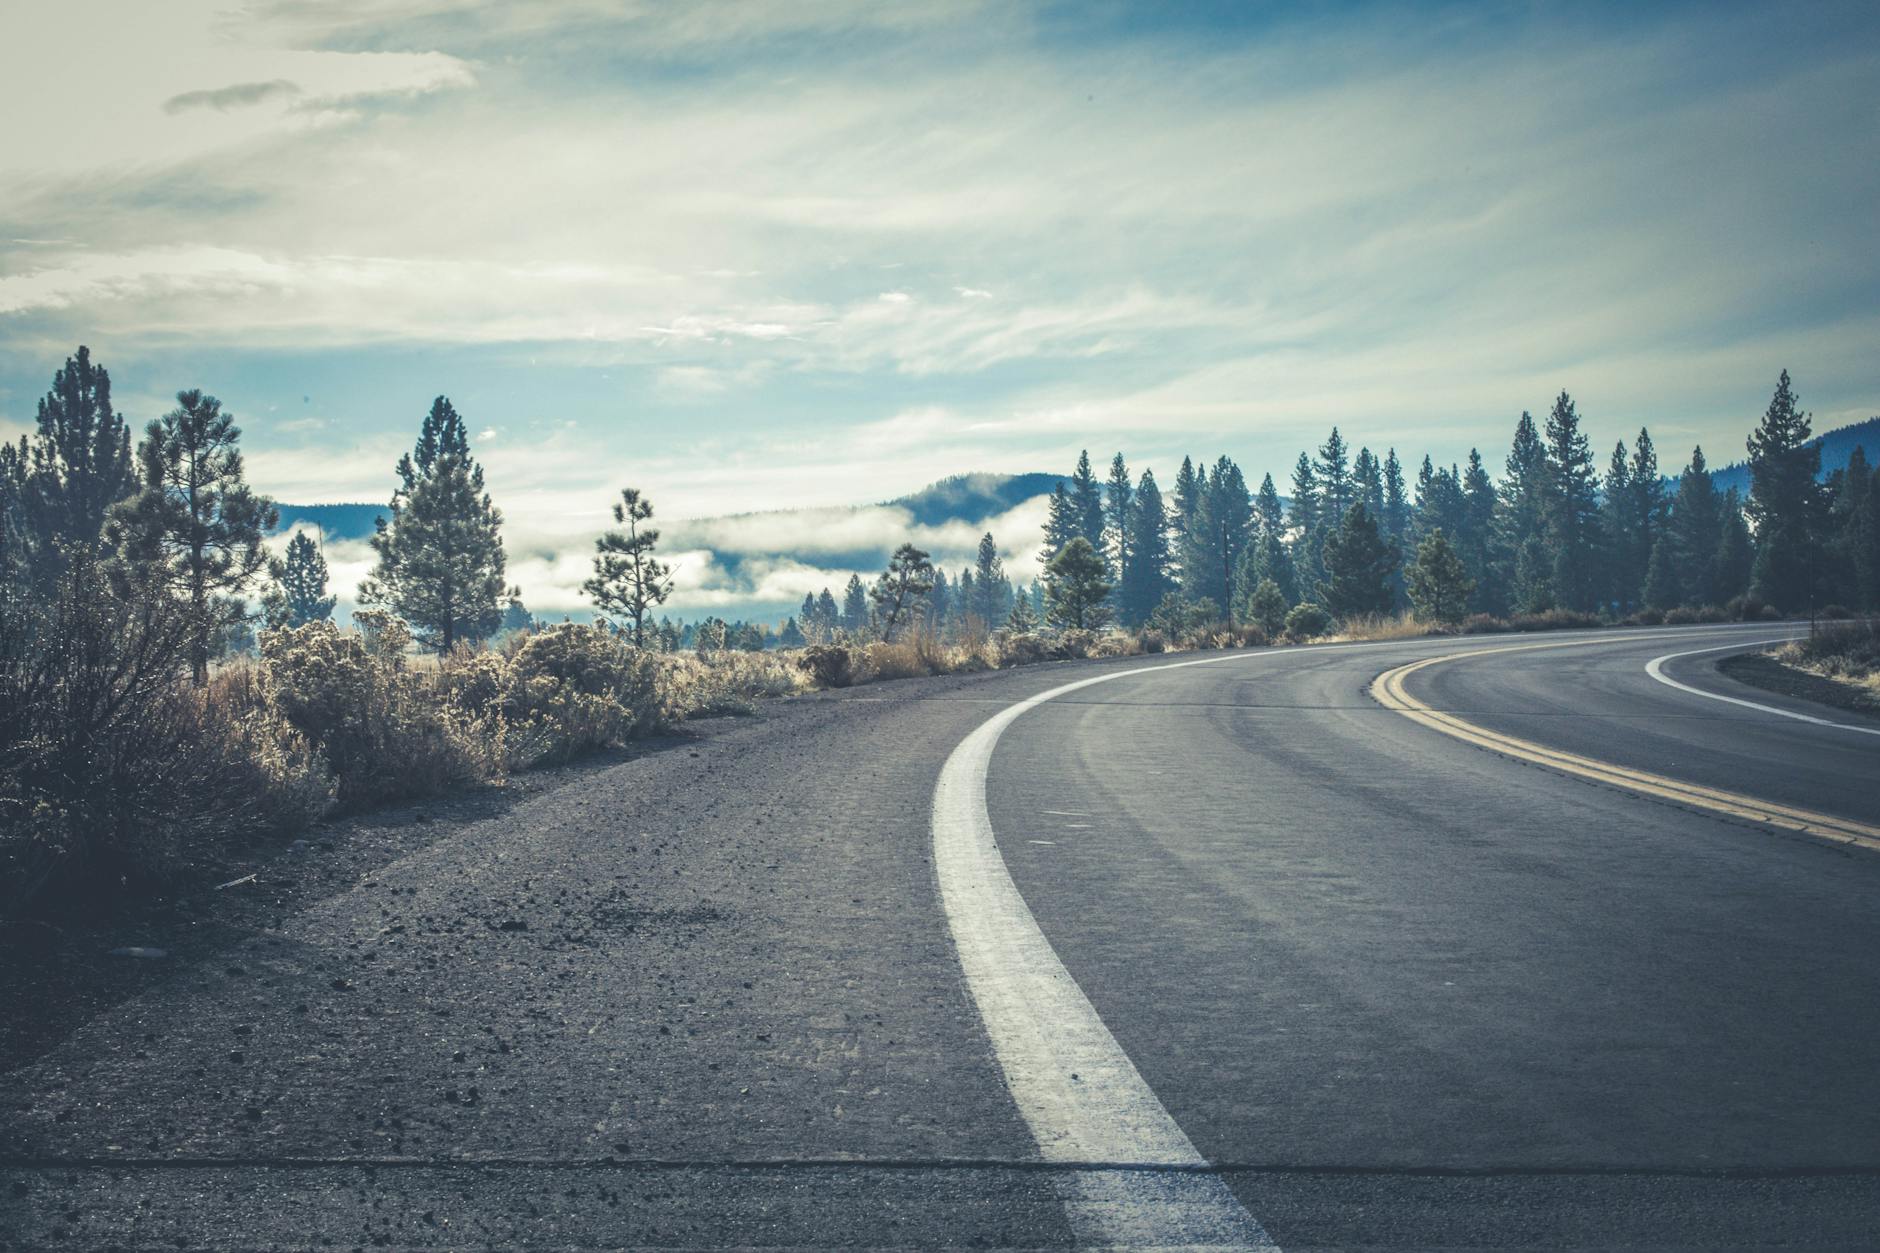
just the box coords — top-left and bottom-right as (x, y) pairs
(4, 623), (1878, 1249)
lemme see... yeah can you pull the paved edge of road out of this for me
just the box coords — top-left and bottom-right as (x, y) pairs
(1370, 637), (1880, 854)
(931, 650), (1281, 1250)
(1645, 638), (1880, 736)
(927, 621), (1790, 1249)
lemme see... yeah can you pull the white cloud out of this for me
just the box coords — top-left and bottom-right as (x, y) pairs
(3, 0), (1876, 605)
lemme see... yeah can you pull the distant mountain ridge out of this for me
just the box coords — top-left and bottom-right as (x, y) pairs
(273, 502), (384, 540)
(884, 472), (1066, 526)
(273, 473), (1069, 544)
(1706, 415), (1879, 498)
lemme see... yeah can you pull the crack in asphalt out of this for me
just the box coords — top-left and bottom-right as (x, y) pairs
(8, 1156), (1880, 1178)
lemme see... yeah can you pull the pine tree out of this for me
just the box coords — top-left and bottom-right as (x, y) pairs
(1007, 586), (1039, 632)
(970, 532), (1008, 626)
(500, 598), (531, 634)
(1406, 529), (1474, 625)
(1669, 448), (1722, 606)
(1827, 445), (1871, 607)
(1460, 449), (1500, 611)
(871, 543), (935, 639)
(0, 440), (27, 592)
(1287, 451), (1321, 590)
(1040, 482), (1077, 567)
(1104, 453), (1134, 583)
(1746, 369), (1824, 611)
(265, 531), (336, 629)
(583, 486), (673, 646)
(1319, 503), (1398, 620)
(815, 588), (841, 635)
(1627, 429), (1665, 608)
(18, 345), (135, 585)
(1246, 472), (1295, 604)
(1068, 450), (1106, 554)
(1381, 450), (1409, 553)
(1171, 456), (1203, 542)
(1353, 447), (1383, 519)
(1714, 489), (1755, 606)
(1243, 577), (1289, 637)
(114, 389), (276, 683)
(1643, 534), (1681, 611)
(927, 567), (952, 636)
(1182, 457), (1251, 619)
(1500, 410), (1552, 611)
(841, 573), (869, 632)
(1848, 457), (1880, 610)
(1599, 441), (1635, 610)
(1043, 536), (1112, 630)
(1316, 428), (1352, 519)
(1118, 469), (1173, 626)
(361, 398), (513, 651)
(1542, 391), (1601, 612)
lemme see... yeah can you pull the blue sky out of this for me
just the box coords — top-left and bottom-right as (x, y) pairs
(3, 0), (1877, 614)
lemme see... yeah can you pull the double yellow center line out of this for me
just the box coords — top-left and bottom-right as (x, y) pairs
(1370, 642), (1880, 854)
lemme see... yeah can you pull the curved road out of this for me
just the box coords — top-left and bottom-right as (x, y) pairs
(4, 622), (1878, 1248)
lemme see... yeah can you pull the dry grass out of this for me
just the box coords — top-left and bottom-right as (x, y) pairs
(1777, 620), (1880, 693)
(1329, 611), (1442, 643)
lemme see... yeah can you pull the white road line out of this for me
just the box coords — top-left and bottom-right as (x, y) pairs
(930, 623), (1765, 1250)
(932, 652), (1280, 1249)
(1645, 637), (1880, 736)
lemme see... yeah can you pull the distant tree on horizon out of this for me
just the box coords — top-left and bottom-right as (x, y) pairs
(1007, 584), (1039, 632)
(970, 532), (1009, 627)
(841, 573), (869, 633)
(264, 530), (336, 630)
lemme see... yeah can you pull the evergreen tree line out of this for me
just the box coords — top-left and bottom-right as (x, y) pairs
(7, 348), (1873, 679)
(1033, 372), (1877, 632)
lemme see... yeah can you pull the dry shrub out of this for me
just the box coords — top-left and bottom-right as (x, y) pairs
(1779, 620), (1880, 689)
(866, 640), (930, 681)
(1506, 608), (1603, 632)
(1284, 602), (1334, 641)
(1088, 632), (1147, 658)
(994, 632), (1053, 667)
(1626, 608), (1666, 626)
(2, 564), (330, 914)
(798, 643), (864, 688)
(660, 647), (812, 719)
(1664, 605), (1727, 625)
(261, 616), (492, 810)
(1333, 611), (1435, 643)
(204, 664), (337, 832)
(1460, 613), (1512, 634)
(499, 623), (663, 767)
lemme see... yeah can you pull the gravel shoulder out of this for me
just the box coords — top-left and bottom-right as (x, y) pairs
(1718, 650), (1880, 722)
(0, 667), (1113, 1248)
